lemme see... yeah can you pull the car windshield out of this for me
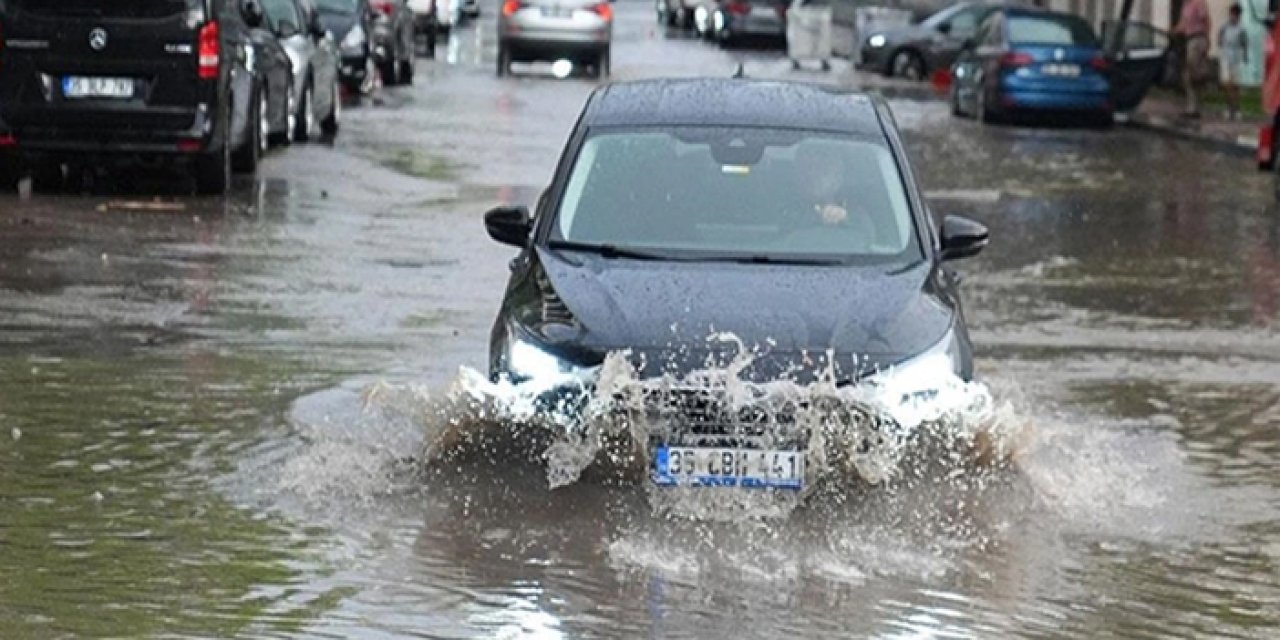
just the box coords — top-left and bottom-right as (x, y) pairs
(1007, 15), (1099, 46)
(553, 128), (921, 263)
(315, 0), (358, 13)
(921, 3), (967, 29)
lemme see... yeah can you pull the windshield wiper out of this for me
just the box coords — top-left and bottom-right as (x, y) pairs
(547, 240), (673, 261)
(723, 255), (849, 266)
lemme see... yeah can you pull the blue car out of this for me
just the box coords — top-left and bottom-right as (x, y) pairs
(950, 8), (1112, 125)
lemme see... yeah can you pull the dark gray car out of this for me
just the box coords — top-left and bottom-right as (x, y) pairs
(859, 2), (1003, 80)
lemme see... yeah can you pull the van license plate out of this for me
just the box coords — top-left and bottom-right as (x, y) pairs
(1042, 63), (1080, 77)
(652, 446), (804, 490)
(63, 76), (134, 99)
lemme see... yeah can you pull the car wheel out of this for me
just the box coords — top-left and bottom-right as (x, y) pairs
(359, 57), (379, 96)
(891, 50), (925, 81)
(195, 115), (232, 195)
(30, 162), (65, 193)
(232, 86), (265, 174)
(596, 47), (611, 79)
(950, 84), (965, 118)
(294, 82), (316, 142)
(424, 29), (436, 58)
(400, 47), (415, 85)
(381, 54), (400, 86)
(497, 43), (511, 77)
(273, 87), (298, 146)
(978, 86), (1001, 125)
(0, 153), (21, 193)
(321, 79), (341, 136)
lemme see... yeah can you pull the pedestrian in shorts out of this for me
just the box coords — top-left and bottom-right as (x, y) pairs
(1219, 4), (1249, 120)
(1175, 0), (1212, 118)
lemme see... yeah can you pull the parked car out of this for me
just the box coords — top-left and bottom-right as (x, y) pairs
(496, 0), (614, 78)
(316, 0), (383, 95)
(367, 0), (419, 84)
(656, 0), (699, 28)
(482, 78), (988, 495)
(711, 0), (788, 48)
(950, 8), (1111, 125)
(262, 0), (342, 140)
(407, 0), (441, 54)
(0, 0), (282, 194)
(859, 2), (1003, 80)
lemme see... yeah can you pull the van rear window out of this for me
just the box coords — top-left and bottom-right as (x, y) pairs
(13, 0), (201, 18)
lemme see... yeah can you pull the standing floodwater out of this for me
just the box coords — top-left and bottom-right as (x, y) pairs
(2, 1), (1280, 637)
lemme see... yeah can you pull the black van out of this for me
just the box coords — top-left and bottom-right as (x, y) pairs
(0, 0), (270, 194)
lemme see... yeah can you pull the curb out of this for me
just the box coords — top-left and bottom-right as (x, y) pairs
(1124, 113), (1257, 158)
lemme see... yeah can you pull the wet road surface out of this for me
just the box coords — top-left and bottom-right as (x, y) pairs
(3, 1), (1280, 637)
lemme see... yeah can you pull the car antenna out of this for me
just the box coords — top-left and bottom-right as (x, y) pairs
(732, 62), (746, 78)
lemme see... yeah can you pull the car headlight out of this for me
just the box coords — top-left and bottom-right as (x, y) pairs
(867, 34), (887, 48)
(341, 24), (366, 54)
(508, 338), (576, 382)
(866, 328), (964, 398)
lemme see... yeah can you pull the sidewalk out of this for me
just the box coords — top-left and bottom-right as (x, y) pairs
(1128, 87), (1262, 157)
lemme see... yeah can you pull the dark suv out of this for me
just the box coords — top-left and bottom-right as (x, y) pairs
(0, 0), (270, 194)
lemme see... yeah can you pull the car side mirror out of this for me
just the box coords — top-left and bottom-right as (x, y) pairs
(241, 0), (265, 28)
(485, 205), (533, 248)
(937, 22), (952, 35)
(276, 20), (300, 38)
(939, 215), (988, 261)
(960, 37), (976, 51)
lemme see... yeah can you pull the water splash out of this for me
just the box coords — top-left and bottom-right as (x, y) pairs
(362, 336), (1016, 518)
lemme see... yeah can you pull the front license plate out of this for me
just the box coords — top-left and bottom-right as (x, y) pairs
(63, 76), (134, 99)
(1042, 63), (1080, 77)
(541, 6), (573, 17)
(653, 447), (804, 490)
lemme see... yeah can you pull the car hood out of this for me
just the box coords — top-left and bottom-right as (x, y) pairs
(522, 248), (954, 381)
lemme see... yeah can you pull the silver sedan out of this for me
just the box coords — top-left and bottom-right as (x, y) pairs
(497, 0), (614, 77)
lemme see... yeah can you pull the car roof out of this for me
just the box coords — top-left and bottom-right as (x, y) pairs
(998, 6), (1089, 20)
(584, 78), (887, 136)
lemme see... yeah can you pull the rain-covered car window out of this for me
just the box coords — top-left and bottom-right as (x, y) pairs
(555, 128), (919, 261)
(1007, 15), (1099, 46)
(13, 0), (198, 17)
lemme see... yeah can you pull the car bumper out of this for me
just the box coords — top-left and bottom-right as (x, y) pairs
(502, 29), (611, 54)
(1001, 90), (1111, 112)
(722, 14), (785, 37)
(0, 105), (220, 157)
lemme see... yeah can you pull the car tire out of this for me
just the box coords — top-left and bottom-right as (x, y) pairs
(596, 47), (611, 79)
(0, 154), (20, 193)
(294, 81), (316, 142)
(950, 85), (965, 118)
(424, 29), (436, 58)
(321, 79), (341, 136)
(978, 87), (1001, 125)
(232, 86), (265, 174)
(30, 162), (65, 193)
(273, 87), (298, 146)
(381, 55), (400, 86)
(497, 43), (512, 77)
(195, 116), (232, 195)
(890, 50), (925, 81)
(400, 47), (415, 85)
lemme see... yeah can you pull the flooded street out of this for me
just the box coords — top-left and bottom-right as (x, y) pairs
(3, 1), (1280, 637)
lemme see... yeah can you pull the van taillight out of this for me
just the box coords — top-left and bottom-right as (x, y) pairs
(502, 0), (522, 16)
(371, 0), (395, 15)
(198, 21), (219, 79)
(725, 1), (751, 16)
(592, 2), (612, 20)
